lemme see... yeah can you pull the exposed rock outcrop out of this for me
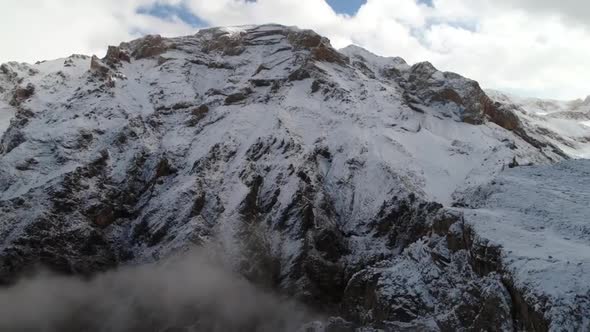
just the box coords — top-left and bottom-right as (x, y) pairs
(103, 46), (130, 67)
(9, 83), (35, 107)
(90, 55), (110, 76)
(129, 34), (173, 59)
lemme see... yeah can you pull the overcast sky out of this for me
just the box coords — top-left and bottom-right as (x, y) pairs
(1, 0), (588, 100)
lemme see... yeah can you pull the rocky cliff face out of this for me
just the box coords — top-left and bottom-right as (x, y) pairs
(0, 24), (587, 331)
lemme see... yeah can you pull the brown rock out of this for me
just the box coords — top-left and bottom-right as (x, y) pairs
(224, 88), (252, 105)
(155, 157), (176, 178)
(90, 56), (110, 76)
(10, 83), (35, 106)
(311, 44), (349, 65)
(131, 35), (171, 59)
(192, 104), (209, 118)
(483, 101), (522, 130)
(287, 30), (323, 49)
(94, 206), (115, 228)
(461, 85), (494, 125)
(186, 105), (210, 126)
(431, 88), (464, 106)
(104, 46), (130, 67)
(201, 32), (246, 56)
(287, 30), (349, 65)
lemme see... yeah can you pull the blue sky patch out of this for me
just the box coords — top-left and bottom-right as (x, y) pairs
(137, 3), (207, 27)
(417, 0), (434, 7)
(425, 17), (478, 32)
(326, 0), (367, 15)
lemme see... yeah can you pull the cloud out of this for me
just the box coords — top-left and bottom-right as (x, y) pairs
(0, 0), (194, 64)
(0, 248), (313, 331)
(137, 2), (208, 27)
(493, 0), (590, 29)
(0, 0), (588, 100)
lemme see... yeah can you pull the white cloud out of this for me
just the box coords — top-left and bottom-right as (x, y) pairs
(493, 0), (590, 30)
(0, 0), (588, 100)
(0, 0), (194, 64)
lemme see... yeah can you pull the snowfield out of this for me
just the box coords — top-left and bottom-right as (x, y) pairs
(460, 160), (590, 330)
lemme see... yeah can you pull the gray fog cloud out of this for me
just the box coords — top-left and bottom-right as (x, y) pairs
(486, 0), (590, 30)
(0, 248), (316, 331)
(494, 0), (590, 28)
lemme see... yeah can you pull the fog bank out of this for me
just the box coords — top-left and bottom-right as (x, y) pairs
(0, 248), (315, 331)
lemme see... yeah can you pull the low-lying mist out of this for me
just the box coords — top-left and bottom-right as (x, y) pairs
(0, 247), (316, 332)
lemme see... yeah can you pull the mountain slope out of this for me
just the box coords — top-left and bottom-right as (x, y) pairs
(459, 159), (590, 331)
(487, 90), (590, 158)
(0, 24), (587, 331)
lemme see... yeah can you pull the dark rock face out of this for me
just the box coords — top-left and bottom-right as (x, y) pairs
(103, 46), (131, 67)
(10, 83), (35, 107)
(186, 105), (209, 126)
(484, 101), (570, 159)
(0, 219), (117, 284)
(0, 150), (121, 279)
(504, 279), (550, 332)
(200, 28), (247, 56)
(225, 88), (253, 105)
(0, 128), (25, 154)
(283, 29), (347, 65)
(399, 62), (491, 124)
(90, 55), (111, 77)
(227, 170), (525, 329)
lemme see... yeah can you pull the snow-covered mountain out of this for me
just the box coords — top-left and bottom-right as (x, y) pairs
(0, 24), (588, 331)
(487, 90), (590, 159)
